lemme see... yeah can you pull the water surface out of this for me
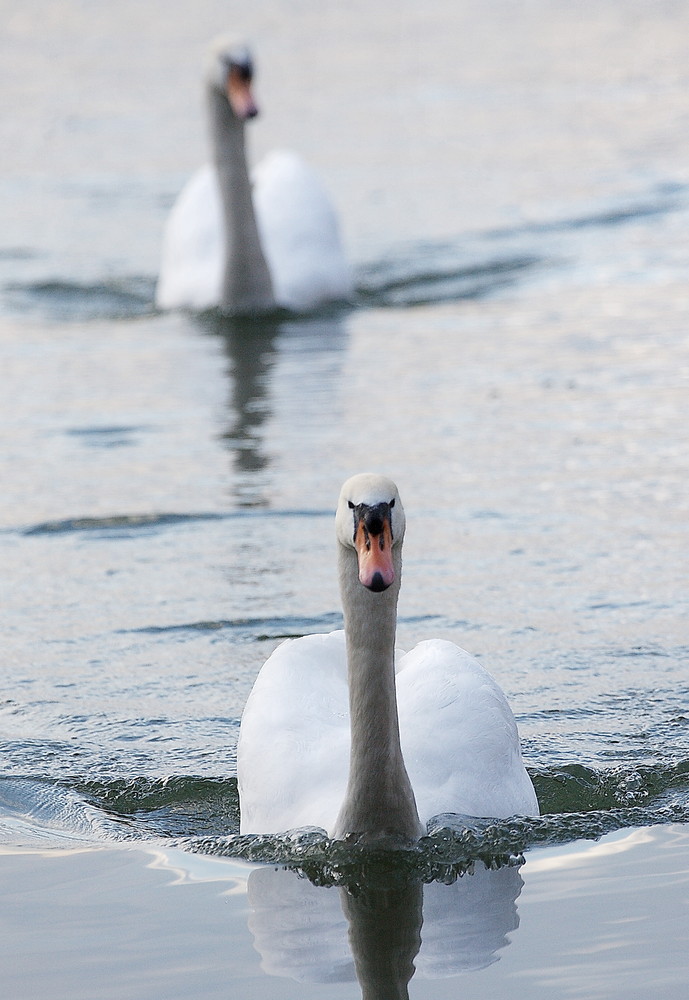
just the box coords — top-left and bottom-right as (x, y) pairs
(1, 0), (688, 996)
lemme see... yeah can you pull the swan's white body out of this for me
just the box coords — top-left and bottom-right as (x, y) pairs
(155, 42), (351, 314)
(156, 164), (223, 312)
(239, 630), (538, 835)
(238, 474), (538, 840)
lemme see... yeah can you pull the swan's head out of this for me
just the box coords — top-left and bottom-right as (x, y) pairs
(336, 474), (405, 593)
(207, 37), (259, 121)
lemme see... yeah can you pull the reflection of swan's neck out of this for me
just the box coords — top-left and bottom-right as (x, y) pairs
(208, 86), (275, 314)
(334, 545), (422, 844)
(340, 881), (423, 1000)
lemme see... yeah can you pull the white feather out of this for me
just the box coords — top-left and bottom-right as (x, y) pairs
(238, 632), (538, 835)
(238, 474), (539, 839)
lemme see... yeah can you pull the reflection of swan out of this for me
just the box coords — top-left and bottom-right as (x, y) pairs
(340, 880), (422, 999)
(213, 315), (280, 490)
(207, 312), (347, 506)
(238, 474), (538, 843)
(155, 38), (352, 315)
(247, 862), (523, 987)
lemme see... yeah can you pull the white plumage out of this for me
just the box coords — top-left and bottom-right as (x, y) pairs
(156, 164), (223, 312)
(238, 475), (538, 840)
(239, 630), (538, 835)
(155, 40), (351, 314)
(252, 150), (352, 311)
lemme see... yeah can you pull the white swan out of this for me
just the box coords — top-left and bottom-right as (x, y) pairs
(237, 474), (539, 845)
(155, 38), (352, 314)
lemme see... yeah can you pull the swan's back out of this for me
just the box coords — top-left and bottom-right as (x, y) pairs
(252, 150), (352, 311)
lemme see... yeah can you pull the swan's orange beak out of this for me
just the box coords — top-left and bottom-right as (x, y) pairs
(226, 66), (259, 120)
(354, 515), (395, 592)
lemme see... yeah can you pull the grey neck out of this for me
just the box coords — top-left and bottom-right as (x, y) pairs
(334, 546), (422, 845)
(207, 86), (275, 314)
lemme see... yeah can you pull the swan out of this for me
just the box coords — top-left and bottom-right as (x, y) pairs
(237, 473), (539, 845)
(155, 38), (352, 315)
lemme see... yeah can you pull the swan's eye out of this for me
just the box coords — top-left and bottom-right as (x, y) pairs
(348, 501), (355, 510)
(389, 498), (395, 508)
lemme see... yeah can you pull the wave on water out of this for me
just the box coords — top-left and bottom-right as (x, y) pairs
(2, 277), (156, 321)
(191, 803), (689, 887)
(502, 184), (686, 236)
(355, 252), (541, 308)
(0, 776), (140, 849)
(185, 759), (689, 873)
(124, 611), (440, 641)
(19, 507), (329, 538)
(533, 760), (689, 813)
(355, 184), (688, 309)
(22, 511), (228, 537)
(3, 184), (685, 324)
(2, 255), (532, 321)
(125, 611), (344, 642)
(0, 247), (38, 261)
(3, 758), (688, 876)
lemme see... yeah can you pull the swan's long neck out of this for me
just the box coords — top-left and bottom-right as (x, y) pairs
(334, 545), (422, 845)
(207, 86), (275, 314)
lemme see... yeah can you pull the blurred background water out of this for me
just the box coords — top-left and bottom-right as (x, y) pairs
(1, 0), (688, 996)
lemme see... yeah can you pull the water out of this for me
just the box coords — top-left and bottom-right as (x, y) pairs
(1, 0), (689, 996)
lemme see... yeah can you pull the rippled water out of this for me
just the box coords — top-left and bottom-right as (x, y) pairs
(1, 0), (689, 995)
(2, 287), (687, 860)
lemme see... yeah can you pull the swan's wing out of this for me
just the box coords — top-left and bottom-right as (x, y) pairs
(252, 150), (352, 311)
(396, 640), (538, 822)
(155, 165), (223, 310)
(237, 630), (350, 835)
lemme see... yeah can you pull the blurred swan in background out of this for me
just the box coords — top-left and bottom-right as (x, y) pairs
(155, 38), (352, 315)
